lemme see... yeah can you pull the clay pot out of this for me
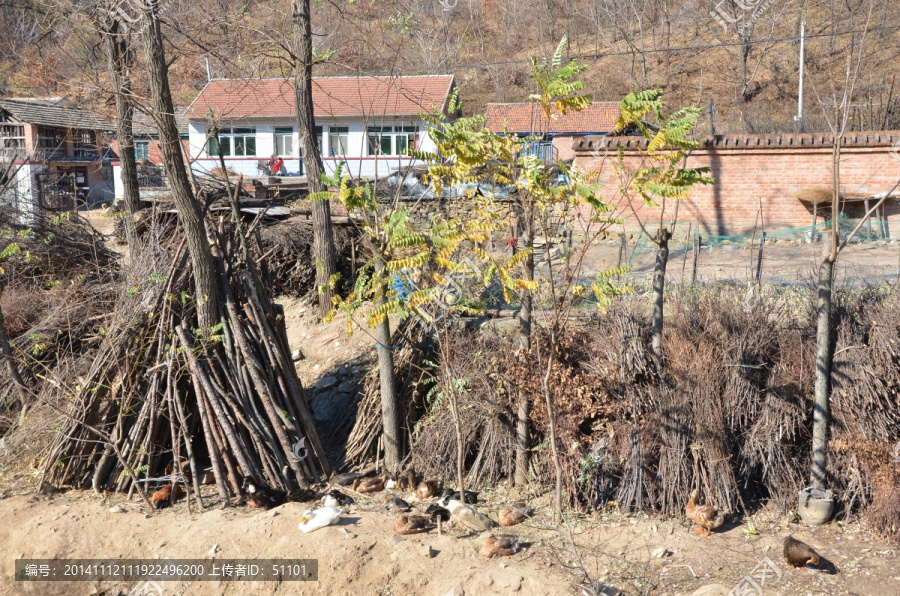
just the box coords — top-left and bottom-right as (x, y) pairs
(798, 487), (834, 527)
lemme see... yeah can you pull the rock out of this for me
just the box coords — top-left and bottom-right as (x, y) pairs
(317, 332), (340, 347)
(267, 510), (280, 518)
(291, 348), (304, 361)
(421, 544), (435, 558)
(316, 376), (338, 390)
(446, 500), (497, 531)
(336, 379), (358, 394)
(208, 544), (219, 556)
(109, 506), (124, 513)
(39, 482), (58, 495)
(651, 547), (669, 558)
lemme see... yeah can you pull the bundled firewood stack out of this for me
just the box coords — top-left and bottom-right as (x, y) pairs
(38, 192), (329, 509)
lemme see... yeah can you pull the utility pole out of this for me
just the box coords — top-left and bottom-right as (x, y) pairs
(795, 19), (806, 130)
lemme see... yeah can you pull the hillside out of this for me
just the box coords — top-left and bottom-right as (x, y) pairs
(1, 1), (900, 133)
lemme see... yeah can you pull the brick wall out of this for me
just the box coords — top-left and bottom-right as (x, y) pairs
(573, 132), (900, 237)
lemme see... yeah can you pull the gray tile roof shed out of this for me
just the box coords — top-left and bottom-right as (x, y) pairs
(0, 97), (114, 131)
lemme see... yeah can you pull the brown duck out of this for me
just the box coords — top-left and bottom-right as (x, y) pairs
(783, 536), (821, 570)
(353, 475), (385, 494)
(416, 479), (441, 499)
(685, 489), (727, 537)
(499, 502), (534, 527)
(393, 514), (435, 535)
(480, 535), (521, 558)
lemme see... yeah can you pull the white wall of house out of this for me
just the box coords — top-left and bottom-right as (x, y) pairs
(187, 117), (437, 181)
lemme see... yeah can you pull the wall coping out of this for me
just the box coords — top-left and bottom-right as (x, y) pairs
(573, 131), (900, 153)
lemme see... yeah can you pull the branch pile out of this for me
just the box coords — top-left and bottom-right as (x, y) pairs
(36, 197), (329, 505)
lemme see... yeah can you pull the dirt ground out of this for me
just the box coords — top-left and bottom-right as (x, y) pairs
(5, 210), (892, 595)
(0, 484), (898, 596)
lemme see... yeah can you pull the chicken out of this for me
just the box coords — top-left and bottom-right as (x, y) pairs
(685, 489), (727, 536)
(783, 535), (821, 570)
(151, 483), (185, 509)
(242, 475), (316, 510)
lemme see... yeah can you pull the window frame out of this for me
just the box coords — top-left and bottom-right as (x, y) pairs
(367, 125), (417, 156)
(274, 126), (294, 157)
(207, 126), (257, 157)
(134, 141), (150, 160)
(328, 126), (349, 157)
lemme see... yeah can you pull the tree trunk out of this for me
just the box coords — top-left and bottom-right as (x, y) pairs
(375, 315), (401, 473)
(541, 329), (563, 522)
(103, 20), (140, 259)
(650, 227), (671, 359)
(292, 0), (336, 319)
(515, 202), (534, 486)
(141, 10), (219, 334)
(811, 238), (834, 489)
(0, 304), (29, 408)
(448, 385), (466, 504)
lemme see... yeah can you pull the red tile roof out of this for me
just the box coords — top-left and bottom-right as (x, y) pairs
(184, 75), (455, 120)
(484, 102), (620, 135)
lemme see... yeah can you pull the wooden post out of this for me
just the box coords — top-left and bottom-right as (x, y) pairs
(617, 234), (626, 269)
(756, 232), (767, 285)
(692, 233), (701, 285)
(680, 223), (692, 284)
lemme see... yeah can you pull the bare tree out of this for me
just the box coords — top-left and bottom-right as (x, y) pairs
(140, 5), (220, 334)
(292, 0), (336, 319)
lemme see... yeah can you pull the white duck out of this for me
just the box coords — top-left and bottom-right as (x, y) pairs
(298, 507), (343, 533)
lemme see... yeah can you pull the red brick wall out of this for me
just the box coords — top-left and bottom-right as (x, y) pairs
(553, 135), (577, 161)
(573, 133), (900, 237)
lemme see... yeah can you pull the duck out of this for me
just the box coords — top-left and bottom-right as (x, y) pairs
(151, 483), (185, 509)
(298, 507), (342, 533)
(783, 536), (821, 570)
(425, 503), (450, 523)
(480, 535), (521, 558)
(685, 489), (727, 537)
(397, 469), (418, 491)
(438, 488), (479, 505)
(330, 471), (362, 486)
(416, 480), (442, 499)
(353, 475), (385, 494)
(323, 489), (354, 508)
(384, 497), (412, 513)
(242, 476), (317, 510)
(393, 514), (435, 535)
(499, 502), (534, 526)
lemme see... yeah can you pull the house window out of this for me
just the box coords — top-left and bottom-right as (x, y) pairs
(73, 130), (97, 159)
(208, 127), (256, 157)
(275, 127), (293, 156)
(135, 142), (150, 160)
(37, 126), (66, 152)
(0, 124), (25, 150)
(328, 126), (349, 157)
(367, 125), (417, 156)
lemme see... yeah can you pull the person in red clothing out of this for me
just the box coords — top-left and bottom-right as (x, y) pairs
(270, 155), (285, 175)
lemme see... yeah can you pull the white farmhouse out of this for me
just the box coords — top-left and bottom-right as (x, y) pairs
(182, 75), (456, 181)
